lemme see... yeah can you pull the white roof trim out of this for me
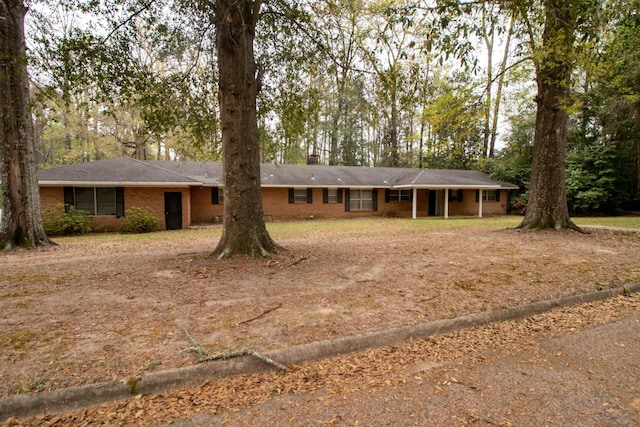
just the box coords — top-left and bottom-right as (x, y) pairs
(261, 184), (390, 189)
(392, 184), (502, 189)
(39, 181), (197, 187)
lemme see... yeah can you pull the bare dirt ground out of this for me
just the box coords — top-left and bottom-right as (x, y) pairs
(1, 218), (639, 416)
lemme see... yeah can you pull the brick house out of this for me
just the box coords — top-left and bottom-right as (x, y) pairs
(38, 157), (518, 231)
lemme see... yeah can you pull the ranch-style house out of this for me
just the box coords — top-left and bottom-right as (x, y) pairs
(37, 157), (518, 231)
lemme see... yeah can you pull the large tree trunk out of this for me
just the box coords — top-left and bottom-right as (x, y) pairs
(635, 102), (640, 197)
(211, 0), (281, 259)
(0, 0), (54, 250)
(517, 0), (580, 231)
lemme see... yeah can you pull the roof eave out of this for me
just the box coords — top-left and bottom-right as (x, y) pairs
(39, 181), (198, 187)
(392, 184), (502, 189)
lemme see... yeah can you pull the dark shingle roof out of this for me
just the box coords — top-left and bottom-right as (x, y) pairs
(38, 157), (200, 185)
(38, 157), (517, 189)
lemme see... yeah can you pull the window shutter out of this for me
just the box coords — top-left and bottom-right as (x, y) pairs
(372, 189), (378, 211)
(475, 190), (480, 203)
(211, 187), (220, 205)
(448, 189), (452, 200)
(323, 188), (329, 204)
(307, 188), (313, 203)
(459, 190), (463, 202)
(345, 189), (351, 211)
(385, 189), (390, 203)
(288, 188), (294, 204)
(337, 188), (343, 203)
(495, 190), (501, 202)
(115, 187), (125, 218)
(63, 187), (74, 213)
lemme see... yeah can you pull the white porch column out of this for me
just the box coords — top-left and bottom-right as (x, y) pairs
(444, 188), (449, 219)
(412, 188), (418, 219)
(478, 189), (483, 218)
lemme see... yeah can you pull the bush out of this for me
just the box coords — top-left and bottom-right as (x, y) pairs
(43, 204), (93, 236)
(119, 207), (161, 234)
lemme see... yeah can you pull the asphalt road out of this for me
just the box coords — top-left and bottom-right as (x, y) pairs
(167, 312), (640, 426)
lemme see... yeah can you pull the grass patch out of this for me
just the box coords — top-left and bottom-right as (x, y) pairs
(44, 215), (639, 247)
(573, 216), (640, 229)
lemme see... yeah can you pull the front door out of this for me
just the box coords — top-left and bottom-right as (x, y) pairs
(164, 192), (183, 230)
(428, 190), (437, 216)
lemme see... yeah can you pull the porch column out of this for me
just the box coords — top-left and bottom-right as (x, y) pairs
(444, 188), (449, 219)
(412, 188), (417, 219)
(478, 189), (483, 218)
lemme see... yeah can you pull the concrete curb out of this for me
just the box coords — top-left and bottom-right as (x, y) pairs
(1, 283), (638, 422)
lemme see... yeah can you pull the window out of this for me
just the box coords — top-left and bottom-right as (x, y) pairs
(64, 187), (124, 217)
(211, 187), (224, 204)
(288, 188), (313, 204)
(323, 188), (342, 204)
(386, 189), (412, 202)
(476, 190), (500, 202)
(75, 188), (96, 215)
(449, 189), (463, 202)
(483, 190), (497, 202)
(96, 188), (117, 215)
(294, 188), (308, 203)
(350, 189), (374, 211)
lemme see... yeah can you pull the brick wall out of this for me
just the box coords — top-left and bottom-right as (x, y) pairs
(258, 188), (431, 220)
(190, 186), (224, 223)
(447, 189), (507, 216)
(40, 185), (508, 230)
(39, 186), (190, 231)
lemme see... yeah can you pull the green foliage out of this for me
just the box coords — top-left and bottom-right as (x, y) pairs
(43, 204), (93, 236)
(481, 111), (534, 214)
(119, 207), (161, 234)
(566, 144), (630, 215)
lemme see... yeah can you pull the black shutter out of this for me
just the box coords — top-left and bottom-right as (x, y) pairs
(385, 189), (390, 203)
(288, 188), (294, 204)
(448, 189), (452, 200)
(372, 189), (378, 211)
(323, 188), (329, 204)
(345, 189), (351, 211)
(337, 188), (343, 203)
(211, 187), (220, 204)
(115, 187), (125, 218)
(307, 188), (313, 203)
(476, 190), (480, 203)
(459, 190), (463, 202)
(496, 190), (501, 202)
(63, 187), (74, 213)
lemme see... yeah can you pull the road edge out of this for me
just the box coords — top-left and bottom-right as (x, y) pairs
(1, 283), (639, 421)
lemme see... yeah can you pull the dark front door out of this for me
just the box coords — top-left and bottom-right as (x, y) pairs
(164, 192), (183, 230)
(428, 190), (436, 216)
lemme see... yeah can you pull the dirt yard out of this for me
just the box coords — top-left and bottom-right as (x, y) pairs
(1, 218), (639, 400)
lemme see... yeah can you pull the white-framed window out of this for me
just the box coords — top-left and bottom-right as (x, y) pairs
(483, 190), (497, 202)
(387, 189), (412, 202)
(294, 188), (308, 203)
(289, 188), (312, 204)
(476, 189), (499, 202)
(327, 188), (338, 203)
(350, 189), (374, 211)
